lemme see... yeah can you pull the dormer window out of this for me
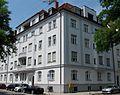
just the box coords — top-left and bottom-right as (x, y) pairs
(40, 14), (44, 20)
(32, 19), (35, 25)
(88, 13), (93, 20)
(23, 22), (30, 31)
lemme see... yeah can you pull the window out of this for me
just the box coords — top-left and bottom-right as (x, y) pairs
(15, 50), (18, 56)
(99, 56), (103, 65)
(34, 59), (36, 65)
(107, 73), (111, 81)
(48, 37), (51, 46)
(38, 55), (42, 64)
(71, 51), (77, 62)
(20, 73), (26, 81)
(53, 20), (56, 28)
(71, 19), (76, 28)
(71, 34), (77, 45)
(48, 53), (51, 63)
(93, 43), (96, 49)
(9, 74), (13, 81)
(11, 53), (13, 58)
(39, 26), (43, 35)
(97, 72), (102, 81)
(106, 58), (110, 67)
(85, 39), (90, 48)
(52, 52), (56, 62)
(84, 24), (88, 33)
(1, 65), (3, 70)
(22, 47), (25, 53)
(31, 31), (35, 36)
(94, 58), (96, 64)
(28, 57), (32, 66)
(118, 61), (120, 68)
(53, 35), (56, 45)
(34, 45), (37, 51)
(14, 61), (17, 69)
(25, 46), (27, 52)
(28, 43), (32, 52)
(85, 71), (91, 81)
(32, 19), (35, 25)
(88, 13), (93, 20)
(15, 74), (18, 81)
(38, 71), (42, 81)
(48, 22), (52, 30)
(5, 64), (7, 70)
(38, 40), (42, 50)
(71, 70), (78, 80)
(25, 34), (28, 41)
(4, 74), (7, 81)
(48, 70), (55, 81)
(23, 35), (26, 42)
(0, 75), (3, 81)
(116, 49), (120, 56)
(85, 54), (90, 64)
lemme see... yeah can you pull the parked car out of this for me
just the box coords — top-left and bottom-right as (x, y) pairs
(23, 86), (44, 94)
(0, 83), (6, 89)
(6, 83), (20, 91)
(14, 84), (29, 92)
(102, 85), (120, 94)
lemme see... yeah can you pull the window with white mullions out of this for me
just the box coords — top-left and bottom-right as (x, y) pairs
(71, 51), (77, 62)
(71, 34), (77, 45)
(71, 70), (78, 81)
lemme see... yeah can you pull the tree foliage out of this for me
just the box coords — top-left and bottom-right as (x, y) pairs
(0, 0), (16, 62)
(94, 0), (120, 52)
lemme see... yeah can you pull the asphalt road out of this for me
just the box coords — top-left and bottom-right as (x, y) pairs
(1, 89), (120, 95)
(0, 89), (25, 95)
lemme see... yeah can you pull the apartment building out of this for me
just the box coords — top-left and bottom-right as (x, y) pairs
(0, 3), (120, 93)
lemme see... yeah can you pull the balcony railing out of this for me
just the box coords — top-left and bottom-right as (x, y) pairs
(19, 52), (26, 58)
(17, 65), (26, 71)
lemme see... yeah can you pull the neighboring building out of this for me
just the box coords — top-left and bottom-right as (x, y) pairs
(0, 3), (120, 93)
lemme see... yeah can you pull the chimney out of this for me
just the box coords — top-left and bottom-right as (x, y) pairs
(55, 1), (59, 8)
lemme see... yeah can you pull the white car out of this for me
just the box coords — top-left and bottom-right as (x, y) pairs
(14, 84), (29, 92)
(102, 85), (120, 94)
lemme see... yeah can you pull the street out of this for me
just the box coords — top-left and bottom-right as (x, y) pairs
(0, 89), (24, 95)
(1, 89), (120, 95)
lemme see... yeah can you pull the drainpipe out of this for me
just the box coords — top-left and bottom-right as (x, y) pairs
(59, 11), (62, 93)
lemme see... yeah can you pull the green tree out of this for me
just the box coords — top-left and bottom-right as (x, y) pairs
(0, 0), (16, 62)
(94, 0), (120, 52)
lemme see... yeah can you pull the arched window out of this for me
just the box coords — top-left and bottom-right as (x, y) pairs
(4, 74), (7, 81)
(9, 74), (13, 82)
(48, 70), (55, 81)
(38, 71), (42, 81)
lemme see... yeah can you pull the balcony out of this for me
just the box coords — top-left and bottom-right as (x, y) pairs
(19, 52), (26, 58)
(17, 65), (26, 71)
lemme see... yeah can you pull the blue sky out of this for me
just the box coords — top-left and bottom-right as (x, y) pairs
(7, 0), (102, 29)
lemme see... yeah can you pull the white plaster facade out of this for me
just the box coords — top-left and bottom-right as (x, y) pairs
(0, 3), (120, 93)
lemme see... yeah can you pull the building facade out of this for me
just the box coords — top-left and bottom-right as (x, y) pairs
(0, 3), (120, 93)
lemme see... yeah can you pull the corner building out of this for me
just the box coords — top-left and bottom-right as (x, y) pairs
(0, 3), (120, 93)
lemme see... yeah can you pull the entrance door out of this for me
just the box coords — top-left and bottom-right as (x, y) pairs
(28, 73), (34, 86)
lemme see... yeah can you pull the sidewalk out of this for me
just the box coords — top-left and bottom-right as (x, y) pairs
(44, 91), (102, 95)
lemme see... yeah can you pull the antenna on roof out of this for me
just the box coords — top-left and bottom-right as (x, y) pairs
(42, 0), (59, 8)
